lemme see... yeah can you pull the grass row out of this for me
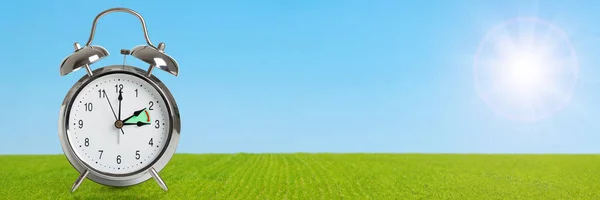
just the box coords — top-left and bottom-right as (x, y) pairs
(0, 154), (599, 199)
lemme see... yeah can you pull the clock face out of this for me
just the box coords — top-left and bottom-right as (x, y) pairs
(66, 72), (171, 175)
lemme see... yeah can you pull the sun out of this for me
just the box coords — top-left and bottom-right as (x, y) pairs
(505, 51), (545, 89)
(498, 49), (552, 99)
(474, 17), (579, 121)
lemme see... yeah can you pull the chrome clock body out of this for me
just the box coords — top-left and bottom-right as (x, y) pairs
(58, 7), (181, 192)
(58, 65), (181, 187)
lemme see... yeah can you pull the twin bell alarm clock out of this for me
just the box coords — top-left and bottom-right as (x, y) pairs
(57, 7), (181, 192)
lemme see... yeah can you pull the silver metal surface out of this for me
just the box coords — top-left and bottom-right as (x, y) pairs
(146, 64), (155, 76)
(58, 65), (181, 187)
(85, 8), (156, 48)
(67, 7), (179, 77)
(60, 42), (108, 76)
(149, 167), (168, 191)
(75, 43), (94, 77)
(131, 43), (179, 77)
(157, 42), (166, 52)
(146, 43), (164, 77)
(120, 49), (131, 55)
(71, 170), (89, 192)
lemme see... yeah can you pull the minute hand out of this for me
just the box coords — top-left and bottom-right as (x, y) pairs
(117, 89), (123, 120)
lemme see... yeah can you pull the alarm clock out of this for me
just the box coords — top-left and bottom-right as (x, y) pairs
(57, 7), (181, 192)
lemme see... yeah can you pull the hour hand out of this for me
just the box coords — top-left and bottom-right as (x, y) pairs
(123, 121), (151, 127)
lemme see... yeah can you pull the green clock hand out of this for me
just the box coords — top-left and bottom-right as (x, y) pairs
(122, 108), (148, 123)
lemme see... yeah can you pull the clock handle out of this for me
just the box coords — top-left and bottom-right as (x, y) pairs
(84, 7), (157, 49)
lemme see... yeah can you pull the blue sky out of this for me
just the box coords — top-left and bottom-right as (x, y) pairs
(2, 0), (600, 154)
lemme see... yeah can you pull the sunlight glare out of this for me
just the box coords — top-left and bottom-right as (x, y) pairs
(503, 50), (546, 94)
(474, 18), (578, 121)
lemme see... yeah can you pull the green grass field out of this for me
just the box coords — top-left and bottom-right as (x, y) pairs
(0, 154), (598, 199)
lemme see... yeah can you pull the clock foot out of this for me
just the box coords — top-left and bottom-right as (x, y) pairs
(71, 170), (89, 192)
(149, 167), (168, 191)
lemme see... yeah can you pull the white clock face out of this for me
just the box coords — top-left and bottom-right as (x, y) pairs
(66, 72), (171, 175)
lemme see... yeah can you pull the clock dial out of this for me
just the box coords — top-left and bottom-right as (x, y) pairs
(66, 72), (170, 175)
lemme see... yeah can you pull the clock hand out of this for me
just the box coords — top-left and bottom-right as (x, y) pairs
(122, 108), (147, 123)
(102, 90), (125, 135)
(123, 121), (151, 127)
(102, 90), (118, 120)
(118, 89), (123, 120)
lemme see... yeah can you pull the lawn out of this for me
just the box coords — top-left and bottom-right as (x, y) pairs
(0, 153), (598, 199)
